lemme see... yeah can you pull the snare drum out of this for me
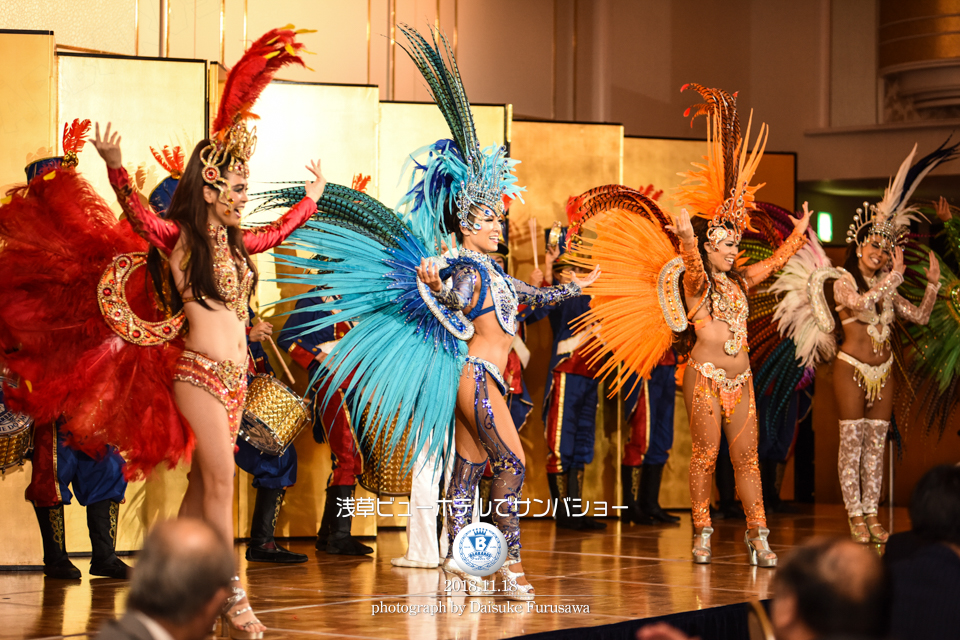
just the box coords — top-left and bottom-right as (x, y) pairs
(0, 397), (34, 472)
(240, 375), (310, 456)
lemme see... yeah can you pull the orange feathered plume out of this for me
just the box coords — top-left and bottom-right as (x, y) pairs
(150, 145), (186, 179)
(62, 119), (92, 155)
(351, 173), (372, 194)
(674, 84), (767, 232)
(564, 185), (679, 395)
(212, 25), (315, 139)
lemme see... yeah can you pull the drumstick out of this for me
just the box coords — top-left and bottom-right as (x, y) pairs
(253, 316), (296, 385)
(529, 218), (539, 271)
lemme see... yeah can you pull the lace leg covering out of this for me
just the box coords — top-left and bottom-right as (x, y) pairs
(838, 419), (865, 517)
(445, 453), (485, 558)
(688, 376), (721, 529)
(860, 419), (888, 515)
(471, 364), (526, 562)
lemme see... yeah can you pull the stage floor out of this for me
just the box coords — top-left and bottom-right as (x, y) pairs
(3, 504), (904, 640)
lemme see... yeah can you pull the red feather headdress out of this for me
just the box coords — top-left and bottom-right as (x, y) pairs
(201, 25), (314, 196)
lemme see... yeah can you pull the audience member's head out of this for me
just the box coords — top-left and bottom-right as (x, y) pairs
(126, 518), (234, 639)
(771, 538), (889, 640)
(909, 464), (960, 546)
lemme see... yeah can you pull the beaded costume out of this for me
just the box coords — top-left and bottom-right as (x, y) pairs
(771, 140), (955, 526)
(0, 28), (314, 477)
(563, 88), (805, 565)
(251, 27), (582, 597)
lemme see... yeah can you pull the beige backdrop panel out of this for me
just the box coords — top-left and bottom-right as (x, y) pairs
(57, 53), (207, 213)
(509, 120), (623, 515)
(242, 81), (380, 538)
(0, 31), (55, 566)
(0, 2), (136, 55)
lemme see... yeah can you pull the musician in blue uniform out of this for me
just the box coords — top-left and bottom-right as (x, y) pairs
(24, 409), (130, 579)
(8, 153), (130, 580)
(621, 356), (681, 525)
(237, 312), (307, 563)
(531, 233), (606, 531)
(277, 289), (373, 555)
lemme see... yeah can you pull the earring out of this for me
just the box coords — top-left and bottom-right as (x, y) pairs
(857, 251), (862, 258)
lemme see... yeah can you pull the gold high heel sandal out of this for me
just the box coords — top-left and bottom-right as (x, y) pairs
(692, 527), (714, 564)
(441, 558), (491, 596)
(863, 514), (889, 543)
(744, 527), (778, 568)
(496, 560), (535, 602)
(848, 517), (870, 544)
(221, 577), (264, 640)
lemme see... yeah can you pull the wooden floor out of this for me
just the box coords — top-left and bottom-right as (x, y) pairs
(2, 504), (904, 640)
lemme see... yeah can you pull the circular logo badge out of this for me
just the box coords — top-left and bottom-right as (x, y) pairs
(452, 522), (507, 576)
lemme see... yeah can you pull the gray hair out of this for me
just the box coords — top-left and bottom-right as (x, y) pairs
(126, 518), (234, 625)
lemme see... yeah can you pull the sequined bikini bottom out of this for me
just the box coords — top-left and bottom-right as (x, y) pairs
(836, 351), (892, 405)
(462, 355), (507, 396)
(173, 349), (248, 443)
(688, 358), (752, 419)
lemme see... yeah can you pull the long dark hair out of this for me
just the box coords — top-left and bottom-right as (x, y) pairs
(147, 140), (257, 314)
(674, 217), (749, 357)
(842, 241), (871, 293)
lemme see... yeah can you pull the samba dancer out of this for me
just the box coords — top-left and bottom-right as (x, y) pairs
(252, 27), (597, 600)
(88, 31), (322, 638)
(830, 146), (946, 544)
(560, 86), (808, 568)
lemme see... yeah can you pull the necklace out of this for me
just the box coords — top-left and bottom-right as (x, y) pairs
(209, 224), (254, 323)
(710, 272), (748, 356)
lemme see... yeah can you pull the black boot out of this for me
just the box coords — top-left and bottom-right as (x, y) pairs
(570, 469), (606, 530)
(639, 464), (681, 524)
(326, 485), (374, 555)
(621, 464), (653, 524)
(316, 486), (335, 550)
(478, 475), (494, 525)
(87, 500), (130, 578)
(246, 488), (308, 563)
(34, 505), (81, 579)
(548, 472), (580, 530)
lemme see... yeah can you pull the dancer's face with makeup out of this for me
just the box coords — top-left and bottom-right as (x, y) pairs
(204, 170), (248, 227)
(461, 204), (503, 254)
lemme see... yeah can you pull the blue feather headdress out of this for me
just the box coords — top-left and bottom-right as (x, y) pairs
(395, 25), (524, 250)
(848, 137), (960, 250)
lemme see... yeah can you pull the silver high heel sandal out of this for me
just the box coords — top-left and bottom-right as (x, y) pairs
(220, 577), (264, 640)
(744, 527), (778, 568)
(692, 527), (714, 564)
(496, 560), (535, 602)
(441, 558), (491, 595)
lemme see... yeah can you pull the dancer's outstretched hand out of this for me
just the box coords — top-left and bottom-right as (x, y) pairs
(793, 201), (813, 235)
(304, 159), (326, 202)
(92, 122), (123, 169)
(926, 250), (941, 285)
(891, 247), (905, 275)
(572, 265), (601, 288)
(416, 258), (443, 292)
(665, 209), (696, 247)
(935, 196), (953, 222)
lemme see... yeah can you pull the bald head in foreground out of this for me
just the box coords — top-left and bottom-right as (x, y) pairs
(96, 518), (235, 640)
(770, 537), (889, 640)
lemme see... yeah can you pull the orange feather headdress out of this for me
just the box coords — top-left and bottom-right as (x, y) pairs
(674, 84), (767, 247)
